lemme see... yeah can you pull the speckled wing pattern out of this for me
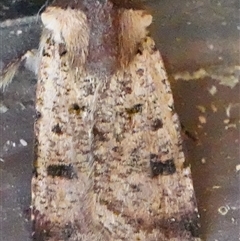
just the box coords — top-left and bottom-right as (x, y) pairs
(32, 1), (201, 240)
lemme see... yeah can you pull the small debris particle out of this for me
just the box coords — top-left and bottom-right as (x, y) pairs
(208, 85), (217, 96)
(0, 103), (8, 113)
(223, 119), (230, 124)
(196, 105), (206, 113)
(0, 158), (4, 162)
(20, 139), (28, 146)
(173, 68), (207, 81)
(16, 30), (22, 35)
(18, 102), (26, 110)
(211, 103), (218, 112)
(212, 186), (221, 189)
(218, 206), (229, 215)
(208, 44), (214, 50)
(225, 123), (237, 130)
(12, 142), (16, 147)
(225, 104), (232, 117)
(198, 116), (207, 124)
(236, 164), (240, 172)
(201, 158), (206, 164)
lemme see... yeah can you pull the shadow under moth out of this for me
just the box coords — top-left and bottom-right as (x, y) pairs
(0, 0), (201, 240)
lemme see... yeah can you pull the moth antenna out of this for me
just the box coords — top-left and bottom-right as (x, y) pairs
(36, 0), (50, 23)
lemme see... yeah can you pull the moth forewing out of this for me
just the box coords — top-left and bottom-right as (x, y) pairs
(31, 1), (201, 240)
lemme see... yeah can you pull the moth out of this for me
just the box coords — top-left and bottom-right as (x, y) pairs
(0, 0), (201, 240)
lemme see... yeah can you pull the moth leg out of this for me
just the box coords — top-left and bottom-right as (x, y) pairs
(0, 49), (39, 91)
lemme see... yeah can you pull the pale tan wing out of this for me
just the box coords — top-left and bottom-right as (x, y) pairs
(32, 1), (201, 241)
(92, 36), (200, 241)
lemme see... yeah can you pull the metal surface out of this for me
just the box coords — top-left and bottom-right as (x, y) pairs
(0, 1), (239, 240)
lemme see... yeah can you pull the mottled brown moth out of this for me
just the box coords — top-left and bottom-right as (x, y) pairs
(0, 0), (201, 240)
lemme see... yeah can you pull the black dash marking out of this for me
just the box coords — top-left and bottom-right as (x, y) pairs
(58, 43), (67, 56)
(151, 118), (163, 131)
(125, 104), (143, 115)
(51, 123), (63, 135)
(47, 164), (77, 179)
(150, 154), (176, 177)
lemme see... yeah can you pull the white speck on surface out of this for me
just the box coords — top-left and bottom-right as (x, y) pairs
(198, 115), (207, 124)
(225, 104), (232, 117)
(196, 105), (206, 113)
(235, 164), (240, 172)
(221, 21), (227, 26)
(223, 119), (230, 124)
(208, 85), (217, 95)
(237, 26), (240, 31)
(201, 158), (206, 164)
(173, 66), (240, 88)
(218, 205), (230, 215)
(212, 186), (221, 189)
(16, 30), (22, 35)
(208, 44), (214, 50)
(211, 103), (218, 112)
(20, 139), (28, 147)
(225, 123), (237, 130)
(0, 158), (4, 162)
(12, 142), (16, 147)
(173, 68), (207, 81)
(0, 103), (9, 113)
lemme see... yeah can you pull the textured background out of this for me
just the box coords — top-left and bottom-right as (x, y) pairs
(0, 1), (239, 240)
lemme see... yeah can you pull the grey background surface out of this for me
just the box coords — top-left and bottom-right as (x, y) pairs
(0, 1), (239, 240)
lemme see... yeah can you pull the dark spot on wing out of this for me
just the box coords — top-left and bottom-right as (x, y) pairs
(92, 126), (108, 142)
(51, 123), (63, 135)
(58, 43), (67, 56)
(125, 104), (143, 115)
(150, 154), (176, 176)
(47, 164), (77, 179)
(136, 68), (144, 76)
(151, 118), (163, 131)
